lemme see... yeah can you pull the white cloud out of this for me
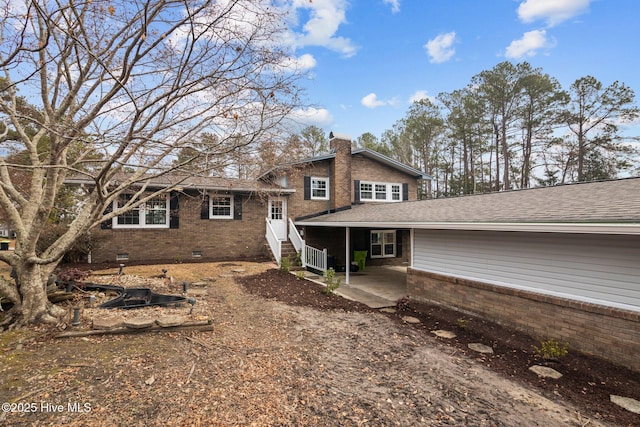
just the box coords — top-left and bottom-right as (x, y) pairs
(276, 53), (317, 72)
(362, 93), (385, 108)
(424, 32), (457, 64)
(286, 0), (357, 57)
(289, 107), (333, 127)
(517, 0), (590, 27)
(383, 0), (400, 13)
(505, 29), (554, 58)
(361, 93), (398, 109)
(409, 90), (435, 104)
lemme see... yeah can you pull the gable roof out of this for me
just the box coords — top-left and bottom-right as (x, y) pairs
(258, 148), (431, 181)
(296, 177), (640, 235)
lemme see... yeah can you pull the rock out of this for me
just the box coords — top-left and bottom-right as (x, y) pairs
(468, 343), (494, 354)
(156, 315), (187, 328)
(401, 316), (421, 324)
(610, 395), (640, 414)
(219, 274), (234, 278)
(124, 317), (156, 329)
(92, 317), (125, 330)
(145, 375), (155, 386)
(380, 308), (396, 314)
(432, 330), (457, 339)
(231, 269), (246, 273)
(529, 365), (563, 379)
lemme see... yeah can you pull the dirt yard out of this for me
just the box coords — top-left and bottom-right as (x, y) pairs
(1, 261), (638, 426)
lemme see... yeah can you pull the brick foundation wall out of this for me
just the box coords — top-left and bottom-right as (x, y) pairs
(91, 193), (269, 263)
(407, 268), (640, 372)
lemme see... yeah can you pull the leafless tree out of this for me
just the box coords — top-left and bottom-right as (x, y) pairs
(0, 0), (303, 327)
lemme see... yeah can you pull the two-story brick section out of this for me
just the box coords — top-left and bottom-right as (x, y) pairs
(82, 132), (429, 266)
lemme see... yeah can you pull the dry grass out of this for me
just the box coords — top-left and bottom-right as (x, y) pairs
(0, 260), (278, 283)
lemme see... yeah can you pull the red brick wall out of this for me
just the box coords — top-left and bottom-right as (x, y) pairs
(407, 268), (640, 372)
(282, 162), (333, 220)
(91, 192), (270, 263)
(282, 152), (422, 222)
(352, 155), (419, 202)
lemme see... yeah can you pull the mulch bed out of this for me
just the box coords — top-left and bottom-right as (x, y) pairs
(238, 268), (640, 427)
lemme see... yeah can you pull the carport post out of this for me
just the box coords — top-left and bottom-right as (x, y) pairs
(345, 226), (350, 285)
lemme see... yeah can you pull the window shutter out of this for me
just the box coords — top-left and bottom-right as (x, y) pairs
(233, 195), (242, 220)
(303, 176), (311, 200)
(402, 183), (409, 201)
(354, 180), (360, 203)
(100, 201), (113, 229)
(200, 194), (210, 219)
(169, 191), (179, 228)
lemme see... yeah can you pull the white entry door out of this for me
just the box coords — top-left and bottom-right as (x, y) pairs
(268, 197), (287, 240)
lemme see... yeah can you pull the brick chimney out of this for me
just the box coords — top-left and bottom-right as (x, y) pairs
(329, 132), (352, 210)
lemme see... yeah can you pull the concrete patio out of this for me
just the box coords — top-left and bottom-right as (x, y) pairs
(302, 265), (408, 308)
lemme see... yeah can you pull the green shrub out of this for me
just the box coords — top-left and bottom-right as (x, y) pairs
(279, 256), (291, 272)
(322, 268), (341, 295)
(534, 338), (569, 360)
(295, 270), (306, 280)
(456, 318), (469, 330)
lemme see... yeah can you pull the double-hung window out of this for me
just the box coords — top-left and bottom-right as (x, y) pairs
(311, 177), (329, 200)
(114, 194), (169, 228)
(360, 181), (402, 202)
(210, 195), (233, 219)
(370, 230), (396, 258)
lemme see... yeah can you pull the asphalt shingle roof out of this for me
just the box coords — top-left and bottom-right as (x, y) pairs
(298, 177), (640, 225)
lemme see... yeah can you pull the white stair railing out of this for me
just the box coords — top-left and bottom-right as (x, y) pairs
(288, 218), (304, 253)
(287, 218), (327, 272)
(305, 246), (327, 272)
(265, 218), (281, 265)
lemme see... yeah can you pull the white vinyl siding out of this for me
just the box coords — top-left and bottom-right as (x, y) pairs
(413, 229), (640, 312)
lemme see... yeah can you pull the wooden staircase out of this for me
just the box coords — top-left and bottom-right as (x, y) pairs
(280, 241), (298, 260)
(277, 240), (304, 270)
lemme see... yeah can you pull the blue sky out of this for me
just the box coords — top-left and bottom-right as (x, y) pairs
(284, 0), (640, 139)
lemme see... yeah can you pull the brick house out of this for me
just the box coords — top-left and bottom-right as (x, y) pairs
(296, 178), (640, 371)
(77, 132), (429, 265)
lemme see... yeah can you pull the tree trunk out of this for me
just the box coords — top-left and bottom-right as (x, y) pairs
(1, 261), (63, 328)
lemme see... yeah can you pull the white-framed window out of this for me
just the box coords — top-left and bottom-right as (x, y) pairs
(360, 181), (402, 202)
(391, 184), (401, 201)
(114, 194), (169, 229)
(311, 177), (329, 200)
(210, 195), (233, 219)
(371, 230), (396, 258)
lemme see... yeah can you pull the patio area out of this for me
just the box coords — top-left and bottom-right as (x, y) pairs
(302, 265), (408, 308)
